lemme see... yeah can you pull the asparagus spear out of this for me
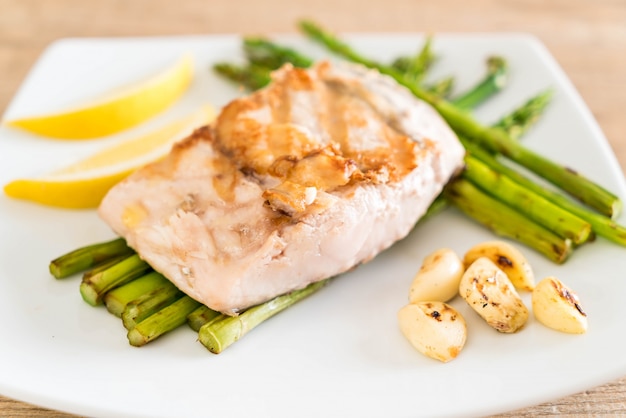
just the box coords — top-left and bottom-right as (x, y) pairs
(82, 254), (134, 282)
(218, 37), (483, 108)
(444, 178), (573, 263)
(199, 279), (329, 354)
(187, 305), (222, 332)
(50, 232), (330, 350)
(102, 271), (170, 318)
(213, 62), (272, 91)
(214, 37), (314, 91)
(463, 156), (592, 244)
(127, 295), (202, 347)
(122, 284), (184, 330)
(49, 237), (133, 279)
(298, 19), (621, 218)
(243, 37), (314, 69)
(391, 35), (435, 83)
(103, 271), (169, 317)
(462, 137), (626, 245)
(219, 41), (455, 99)
(450, 56), (508, 110)
(468, 128), (623, 218)
(419, 194), (449, 222)
(425, 76), (455, 98)
(79, 254), (151, 306)
(495, 89), (552, 140)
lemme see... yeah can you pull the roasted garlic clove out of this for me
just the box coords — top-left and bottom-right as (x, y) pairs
(459, 257), (529, 333)
(463, 240), (535, 291)
(409, 248), (464, 303)
(398, 301), (467, 362)
(532, 276), (588, 334)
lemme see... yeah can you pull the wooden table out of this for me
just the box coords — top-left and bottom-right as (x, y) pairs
(1, 0), (625, 416)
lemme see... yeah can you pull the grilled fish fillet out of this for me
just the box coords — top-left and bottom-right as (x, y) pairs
(98, 61), (465, 315)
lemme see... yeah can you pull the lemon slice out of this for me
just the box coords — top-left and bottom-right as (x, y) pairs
(3, 105), (215, 209)
(5, 54), (194, 139)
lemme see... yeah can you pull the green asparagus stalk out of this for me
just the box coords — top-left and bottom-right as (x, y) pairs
(82, 254), (135, 282)
(419, 194), (449, 222)
(454, 116), (624, 220)
(298, 19), (621, 219)
(103, 271), (169, 317)
(391, 35), (435, 83)
(450, 56), (508, 110)
(495, 89), (553, 140)
(390, 56), (415, 73)
(213, 62), (272, 91)
(425, 76), (455, 98)
(187, 305), (223, 332)
(242, 36), (455, 100)
(79, 254), (151, 306)
(299, 20), (380, 68)
(462, 137), (626, 245)
(215, 37), (314, 91)
(420, 88), (553, 226)
(444, 178), (573, 263)
(199, 279), (329, 354)
(127, 296), (202, 347)
(49, 237), (133, 279)
(243, 37), (314, 69)
(463, 156), (592, 244)
(122, 284), (184, 330)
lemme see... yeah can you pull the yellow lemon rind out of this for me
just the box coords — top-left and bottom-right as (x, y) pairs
(5, 54), (194, 139)
(3, 105), (215, 209)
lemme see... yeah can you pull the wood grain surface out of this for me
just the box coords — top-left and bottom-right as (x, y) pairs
(1, 0), (625, 416)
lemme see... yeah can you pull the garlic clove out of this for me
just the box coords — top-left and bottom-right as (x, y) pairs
(409, 248), (464, 303)
(459, 257), (529, 333)
(532, 276), (588, 334)
(397, 301), (467, 363)
(464, 240), (535, 291)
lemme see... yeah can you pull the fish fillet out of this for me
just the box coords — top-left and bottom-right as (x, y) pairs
(98, 61), (465, 314)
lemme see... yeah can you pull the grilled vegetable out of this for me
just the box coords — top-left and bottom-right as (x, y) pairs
(409, 248), (464, 303)
(463, 240), (535, 291)
(532, 277), (588, 334)
(398, 301), (467, 363)
(459, 257), (529, 333)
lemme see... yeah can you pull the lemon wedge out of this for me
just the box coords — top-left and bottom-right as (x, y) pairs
(5, 54), (194, 139)
(4, 105), (215, 209)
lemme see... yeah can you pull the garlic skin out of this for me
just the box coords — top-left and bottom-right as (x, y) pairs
(532, 276), (588, 334)
(459, 257), (529, 333)
(464, 240), (535, 291)
(409, 248), (464, 303)
(398, 301), (467, 363)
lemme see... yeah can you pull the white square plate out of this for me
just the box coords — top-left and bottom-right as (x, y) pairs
(1, 33), (626, 418)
